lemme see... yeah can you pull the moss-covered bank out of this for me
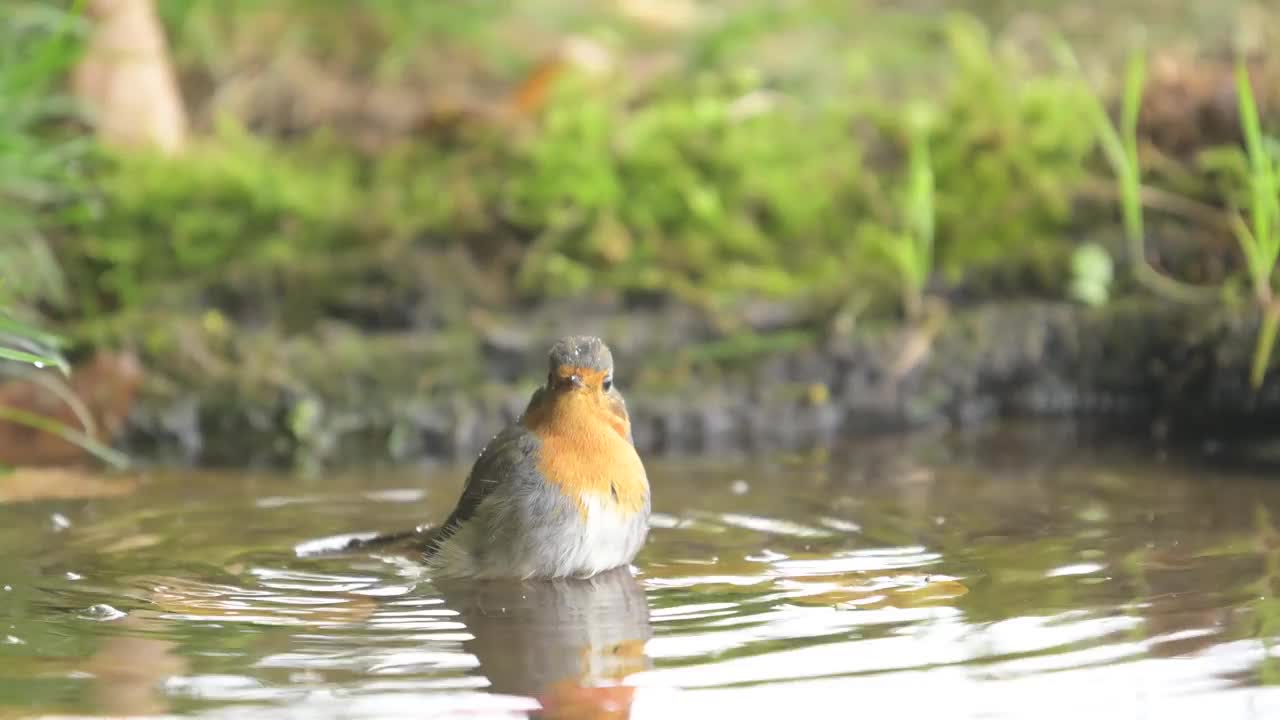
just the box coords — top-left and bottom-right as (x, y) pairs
(40, 4), (1280, 329)
(6, 1), (1280, 470)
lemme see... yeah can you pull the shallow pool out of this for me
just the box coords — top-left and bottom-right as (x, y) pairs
(3, 422), (1279, 718)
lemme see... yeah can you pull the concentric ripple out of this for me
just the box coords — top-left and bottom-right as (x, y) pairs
(4, 427), (1280, 718)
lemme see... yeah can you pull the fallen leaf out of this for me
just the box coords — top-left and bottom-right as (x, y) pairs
(0, 350), (144, 467)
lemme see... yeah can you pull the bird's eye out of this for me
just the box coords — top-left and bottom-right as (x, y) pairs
(602, 376), (613, 392)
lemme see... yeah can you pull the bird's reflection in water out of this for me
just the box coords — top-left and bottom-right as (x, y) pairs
(435, 566), (653, 719)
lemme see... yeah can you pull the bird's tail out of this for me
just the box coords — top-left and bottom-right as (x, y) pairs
(294, 527), (430, 557)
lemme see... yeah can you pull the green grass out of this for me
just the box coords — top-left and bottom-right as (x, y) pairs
(0, 1), (84, 372)
(0, 1), (80, 372)
(0, 1), (90, 311)
(0, 0), (131, 470)
(0, 314), (68, 374)
(1053, 40), (1280, 389)
(865, 105), (936, 319)
(1055, 42), (1221, 305)
(6, 1), (1280, 404)
(0, 310), (132, 471)
(1231, 62), (1280, 389)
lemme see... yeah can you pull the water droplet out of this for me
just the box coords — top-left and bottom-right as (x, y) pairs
(3, 635), (23, 645)
(65, 572), (83, 581)
(33, 361), (44, 369)
(2, 586), (11, 592)
(51, 513), (71, 531)
(78, 604), (126, 621)
(730, 480), (750, 495)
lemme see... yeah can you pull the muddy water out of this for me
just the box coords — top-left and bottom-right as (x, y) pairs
(2, 422), (1280, 719)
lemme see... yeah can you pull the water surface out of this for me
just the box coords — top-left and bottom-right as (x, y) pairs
(3, 422), (1280, 718)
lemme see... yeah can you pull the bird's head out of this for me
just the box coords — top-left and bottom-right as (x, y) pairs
(544, 335), (616, 397)
(522, 335), (632, 442)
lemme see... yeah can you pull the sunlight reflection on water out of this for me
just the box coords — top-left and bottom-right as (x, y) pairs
(4, 424), (1280, 718)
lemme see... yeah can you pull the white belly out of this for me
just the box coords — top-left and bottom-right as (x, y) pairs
(426, 490), (649, 580)
(558, 493), (647, 578)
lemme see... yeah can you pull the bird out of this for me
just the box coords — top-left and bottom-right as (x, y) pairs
(440, 566), (652, 712)
(311, 335), (651, 581)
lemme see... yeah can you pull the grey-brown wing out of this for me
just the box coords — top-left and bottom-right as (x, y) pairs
(420, 421), (538, 557)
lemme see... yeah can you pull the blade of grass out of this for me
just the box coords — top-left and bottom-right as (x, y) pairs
(0, 405), (131, 470)
(0, 364), (99, 439)
(0, 314), (66, 351)
(1236, 61), (1280, 298)
(0, 313), (69, 375)
(906, 114), (935, 293)
(1251, 302), (1280, 391)
(1231, 212), (1266, 287)
(1234, 61), (1280, 389)
(0, 346), (69, 373)
(1118, 50), (1145, 255)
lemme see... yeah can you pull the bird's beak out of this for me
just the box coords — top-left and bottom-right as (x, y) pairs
(568, 373), (584, 388)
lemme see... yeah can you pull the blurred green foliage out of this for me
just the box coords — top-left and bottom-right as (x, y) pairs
(915, 17), (1098, 280)
(7, 0), (1278, 343)
(505, 69), (875, 305)
(61, 9), (1108, 325)
(0, 1), (88, 312)
(156, 0), (543, 86)
(0, 1), (134, 470)
(472, 13), (1098, 314)
(65, 124), (372, 312)
(55, 123), (505, 320)
(1, 0), (80, 372)
(1228, 62), (1280, 388)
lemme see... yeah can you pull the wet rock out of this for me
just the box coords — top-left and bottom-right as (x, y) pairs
(394, 403), (464, 462)
(78, 603), (127, 622)
(105, 296), (1280, 470)
(689, 402), (741, 453)
(626, 408), (661, 454)
(480, 325), (539, 385)
(123, 395), (203, 465)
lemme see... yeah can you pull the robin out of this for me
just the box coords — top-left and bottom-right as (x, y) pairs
(442, 566), (652, 714)
(315, 335), (651, 581)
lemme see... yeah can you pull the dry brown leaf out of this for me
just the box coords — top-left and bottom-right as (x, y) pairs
(0, 351), (144, 467)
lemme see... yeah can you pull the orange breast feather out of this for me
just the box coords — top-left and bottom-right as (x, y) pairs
(525, 394), (647, 517)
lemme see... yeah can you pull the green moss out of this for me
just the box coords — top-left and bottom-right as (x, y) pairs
(504, 13), (1099, 315)
(55, 121), (489, 321)
(504, 69), (876, 307)
(922, 15), (1098, 279)
(71, 129), (359, 304)
(34, 2), (1259, 349)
